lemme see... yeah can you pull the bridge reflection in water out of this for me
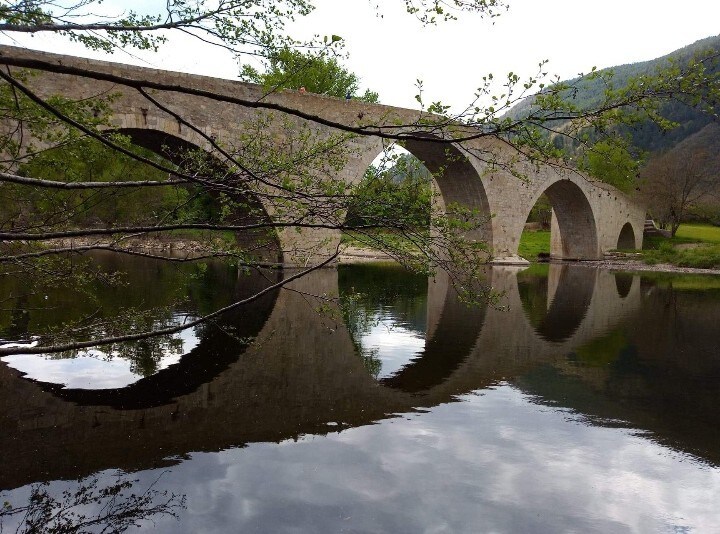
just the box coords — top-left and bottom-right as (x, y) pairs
(1, 261), (719, 493)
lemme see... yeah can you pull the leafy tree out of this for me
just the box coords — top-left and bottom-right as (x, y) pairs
(579, 137), (643, 193)
(240, 47), (380, 102)
(347, 153), (432, 227)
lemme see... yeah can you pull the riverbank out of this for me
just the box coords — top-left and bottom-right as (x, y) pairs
(572, 255), (720, 276)
(338, 247), (720, 275)
(28, 238), (720, 275)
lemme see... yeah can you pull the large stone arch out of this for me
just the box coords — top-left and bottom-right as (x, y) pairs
(107, 121), (283, 263)
(343, 137), (494, 255)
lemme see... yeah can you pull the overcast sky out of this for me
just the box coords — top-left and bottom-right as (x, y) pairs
(2, 0), (719, 110)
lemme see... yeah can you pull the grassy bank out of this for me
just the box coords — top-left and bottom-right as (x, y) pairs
(519, 224), (720, 270)
(642, 224), (720, 269)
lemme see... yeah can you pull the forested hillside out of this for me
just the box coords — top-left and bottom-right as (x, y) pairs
(508, 34), (720, 153)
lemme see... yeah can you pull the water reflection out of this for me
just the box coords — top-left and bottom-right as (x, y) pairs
(516, 264), (595, 342)
(0, 253), (280, 408)
(1, 259), (720, 532)
(338, 263), (488, 391)
(338, 263), (428, 379)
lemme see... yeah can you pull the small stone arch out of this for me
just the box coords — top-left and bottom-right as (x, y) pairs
(616, 222), (636, 250)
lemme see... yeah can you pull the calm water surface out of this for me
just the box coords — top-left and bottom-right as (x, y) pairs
(1, 256), (719, 533)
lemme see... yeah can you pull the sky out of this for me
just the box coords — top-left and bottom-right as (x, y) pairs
(1, 0), (719, 110)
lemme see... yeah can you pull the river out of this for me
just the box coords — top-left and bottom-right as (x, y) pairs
(1, 254), (719, 532)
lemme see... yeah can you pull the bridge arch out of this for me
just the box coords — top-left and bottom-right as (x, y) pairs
(108, 123), (283, 264)
(524, 178), (600, 260)
(349, 138), (493, 252)
(616, 222), (636, 250)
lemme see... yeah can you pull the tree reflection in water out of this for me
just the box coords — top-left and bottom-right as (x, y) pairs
(0, 472), (185, 533)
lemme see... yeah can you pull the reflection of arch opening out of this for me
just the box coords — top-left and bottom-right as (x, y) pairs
(338, 264), (486, 393)
(115, 128), (282, 264)
(524, 180), (599, 260)
(381, 274), (486, 393)
(24, 266), (281, 409)
(614, 273), (633, 299)
(616, 222), (636, 250)
(517, 264), (595, 342)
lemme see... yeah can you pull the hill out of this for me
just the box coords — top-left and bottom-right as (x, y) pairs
(506, 34), (720, 153)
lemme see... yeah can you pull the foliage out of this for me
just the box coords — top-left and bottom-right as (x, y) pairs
(240, 47), (379, 102)
(578, 137), (642, 193)
(346, 153), (432, 227)
(7, 137), (190, 227)
(0, 0), (316, 54)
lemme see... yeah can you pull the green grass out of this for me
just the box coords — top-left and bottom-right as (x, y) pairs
(642, 242), (720, 269)
(675, 223), (720, 244)
(636, 271), (720, 291)
(639, 223), (720, 269)
(518, 230), (550, 259)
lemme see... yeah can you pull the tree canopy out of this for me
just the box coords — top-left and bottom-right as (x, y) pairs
(240, 48), (380, 102)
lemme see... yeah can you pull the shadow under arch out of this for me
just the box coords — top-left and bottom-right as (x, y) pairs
(517, 264), (595, 342)
(113, 127), (282, 263)
(525, 179), (599, 260)
(617, 222), (636, 250)
(20, 266), (282, 410)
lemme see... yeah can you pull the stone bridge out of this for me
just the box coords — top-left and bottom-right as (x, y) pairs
(0, 46), (645, 265)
